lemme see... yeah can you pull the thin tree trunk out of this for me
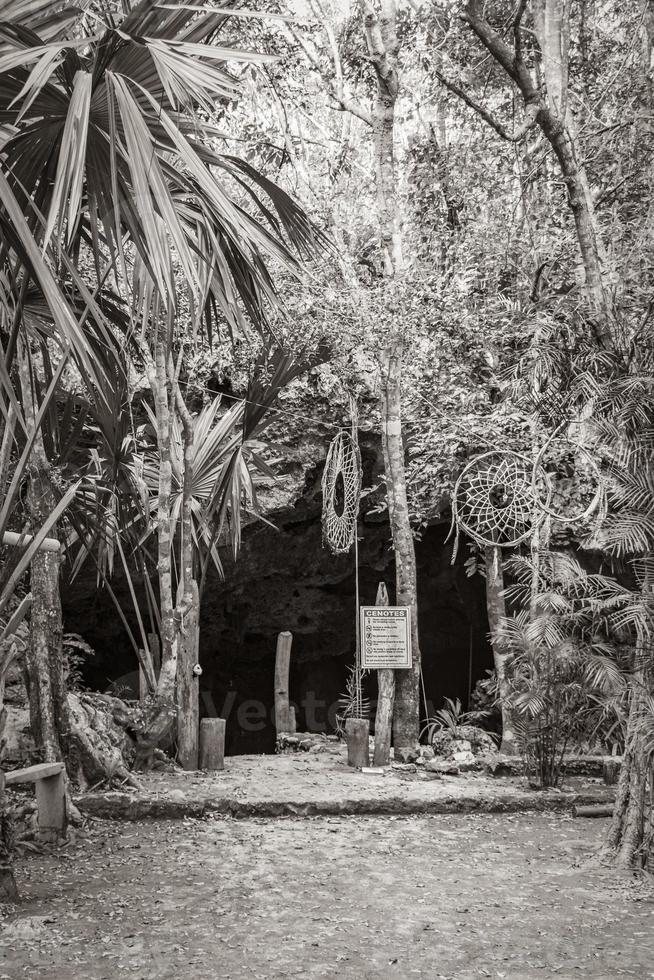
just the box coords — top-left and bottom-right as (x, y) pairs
(362, 1), (421, 759)
(484, 546), (518, 755)
(382, 345), (421, 760)
(135, 342), (178, 767)
(372, 581), (394, 766)
(175, 385), (200, 770)
(536, 110), (612, 346)
(153, 341), (176, 700)
(17, 345), (70, 766)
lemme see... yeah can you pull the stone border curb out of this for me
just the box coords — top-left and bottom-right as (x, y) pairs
(76, 790), (615, 822)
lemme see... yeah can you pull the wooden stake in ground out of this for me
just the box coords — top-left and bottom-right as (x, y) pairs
(345, 717), (370, 768)
(373, 581), (395, 766)
(274, 631), (293, 735)
(199, 718), (226, 771)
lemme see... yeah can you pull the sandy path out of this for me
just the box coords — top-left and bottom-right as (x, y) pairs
(1, 812), (652, 979)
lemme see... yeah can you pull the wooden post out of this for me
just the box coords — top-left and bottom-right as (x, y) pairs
(35, 768), (66, 842)
(288, 706), (297, 734)
(274, 631), (293, 734)
(345, 717), (370, 767)
(373, 582), (395, 766)
(603, 756), (621, 785)
(5, 762), (67, 843)
(199, 718), (226, 771)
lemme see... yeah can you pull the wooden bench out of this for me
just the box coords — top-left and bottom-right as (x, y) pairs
(2, 762), (67, 842)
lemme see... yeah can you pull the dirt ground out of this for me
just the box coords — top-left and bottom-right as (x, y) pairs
(1, 812), (653, 980)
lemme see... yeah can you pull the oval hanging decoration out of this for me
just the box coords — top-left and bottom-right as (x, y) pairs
(322, 431), (362, 555)
(451, 450), (552, 550)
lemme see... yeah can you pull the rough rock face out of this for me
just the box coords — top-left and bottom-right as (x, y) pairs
(61, 435), (494, 755)
(428, 724), (498, 774)
(2, 662), (33, 766)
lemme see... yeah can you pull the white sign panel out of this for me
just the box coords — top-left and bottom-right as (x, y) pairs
(360, 606), (412, 669)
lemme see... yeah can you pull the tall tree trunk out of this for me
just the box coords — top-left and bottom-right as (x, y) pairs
(17, 346), (70, 767)
(136, 342), (178, 766)
(153, 342), (176, 699)
(484, 547), (517, 755)
(175, 386), (200, 770)
(381, 345), (421, 759)
(363, 0), (421, 759)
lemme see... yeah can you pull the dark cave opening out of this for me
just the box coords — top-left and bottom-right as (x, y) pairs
(64, 515), (493, 756)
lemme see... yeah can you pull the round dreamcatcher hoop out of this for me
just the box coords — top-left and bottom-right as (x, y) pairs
(533, 436), (606, 527)
(322, 430), (362, 555)
(450, 450), (552, 553)
(450, 440), (605, 559)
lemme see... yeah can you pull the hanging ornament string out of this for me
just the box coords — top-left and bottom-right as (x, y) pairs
(321, 398), (364, 718)
(350, 396), (363, 721)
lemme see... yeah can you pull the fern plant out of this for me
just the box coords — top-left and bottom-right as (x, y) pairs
(420, 697), (471, 742)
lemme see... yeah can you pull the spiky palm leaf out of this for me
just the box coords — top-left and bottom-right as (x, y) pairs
(0, 0), (328, 337)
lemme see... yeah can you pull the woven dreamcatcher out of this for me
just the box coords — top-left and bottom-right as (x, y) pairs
(450, 450), (550, 554)
(450, 441), (605, 558)
(321, 430), (362, 555)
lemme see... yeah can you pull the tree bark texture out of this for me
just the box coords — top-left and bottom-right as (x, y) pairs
(601, 661), (651, 869)
(175, 385), (200, 770)
(382, 346), (421, 760)
(135, 342), (178, 764)
(153, 342), (176, 699)
(175, 580), (199, 770)
(484, 547), (518, 755)
(362, 2), (421, 760)
(364, 0), (403, 275)
(17, 346), (71, 768)
(373, 581), (395, 766)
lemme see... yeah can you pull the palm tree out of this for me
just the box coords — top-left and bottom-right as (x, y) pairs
(0, 0), (327, 773)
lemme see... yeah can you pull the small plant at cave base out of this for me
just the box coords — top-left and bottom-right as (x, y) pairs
(335, 665), (370, 738)
(420, 696), (471, 743)
(421, 697), (478, 755)
(63, 633), (95, 692)
(421, 695), (502, 756)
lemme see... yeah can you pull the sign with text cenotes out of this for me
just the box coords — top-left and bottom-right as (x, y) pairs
(360, 606), (412, 669)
